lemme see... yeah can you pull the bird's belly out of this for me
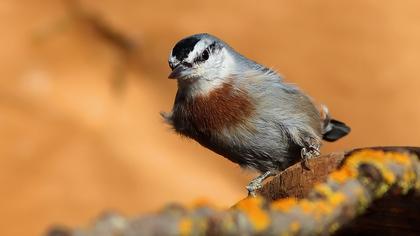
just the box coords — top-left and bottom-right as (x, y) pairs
(192, 127), (299, 173)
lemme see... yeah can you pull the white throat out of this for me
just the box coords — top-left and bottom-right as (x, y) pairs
(178, 77), (225, 97)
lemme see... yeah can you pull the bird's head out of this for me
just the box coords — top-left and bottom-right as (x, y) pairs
(168, 33), (240, 94)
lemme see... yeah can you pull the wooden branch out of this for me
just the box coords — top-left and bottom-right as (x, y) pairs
(45, 147), (420, 236)
(258, 151), (346, 200)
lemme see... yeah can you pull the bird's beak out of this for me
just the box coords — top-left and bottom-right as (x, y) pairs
(168, 64), (191, 79)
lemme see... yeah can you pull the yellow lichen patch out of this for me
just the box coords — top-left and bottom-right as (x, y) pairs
(313, 184), (334, 197)
(341, 150), (418, 198)
(375, 162), (395, 184)
(356, 196), (369, 214)
(345, 150), (385, 167)
(270, 198), (297, 212)
(363, 161), (395, 185)
(381, 169), (396, 184)
(346, 150), (412, 171)
(387, 152), (413, 166)
(374, 183), (391, 197)
(235, 196), (264, 209)
(385, 171), (396, 185)
(402, 170), (416, 187)
(179, 218), (192, 236)
(329, 167), (357, 184)
(329, 192), (346, 207)
(344, 150), (411, 185)
(235, 196), (270, 232)
(399, 164), (416, 193)
(309, 186), (345, 218)
(350, 150), (388, 160)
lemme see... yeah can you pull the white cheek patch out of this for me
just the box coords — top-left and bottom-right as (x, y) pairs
(201, 48), (236, 79)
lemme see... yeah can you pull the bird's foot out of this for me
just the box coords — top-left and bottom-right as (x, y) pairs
(301, 144), (321, 170)
(246, 170), (277, 197)
(246, 180), (263, 197)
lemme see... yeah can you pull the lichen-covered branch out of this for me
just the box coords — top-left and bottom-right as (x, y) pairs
(48, 148), (420, 236)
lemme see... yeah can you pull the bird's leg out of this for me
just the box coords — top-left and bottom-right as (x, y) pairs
(301, 139), (321, 169)
(246, 170), (277, 197)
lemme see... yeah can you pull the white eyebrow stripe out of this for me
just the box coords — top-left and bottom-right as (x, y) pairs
(186, 40), (211, 62)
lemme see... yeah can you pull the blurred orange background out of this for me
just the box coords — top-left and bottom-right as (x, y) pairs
(1, 0), (420, 235)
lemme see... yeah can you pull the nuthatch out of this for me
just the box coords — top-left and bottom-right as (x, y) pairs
(162, 33), (350, 195)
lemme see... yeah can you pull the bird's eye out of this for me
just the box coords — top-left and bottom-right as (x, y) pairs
(201, 50), (209, 61)
(195, 49), (209, 63)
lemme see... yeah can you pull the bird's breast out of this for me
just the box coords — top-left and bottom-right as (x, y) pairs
(172, 82), (255, 135)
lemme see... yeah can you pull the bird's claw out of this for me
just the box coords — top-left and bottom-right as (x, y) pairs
(301, 145), (321, 169)
(246, 170), (277, 197)
(246, 181), (263, 197)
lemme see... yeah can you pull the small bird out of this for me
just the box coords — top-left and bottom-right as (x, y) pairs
(162, 33), (350, 195)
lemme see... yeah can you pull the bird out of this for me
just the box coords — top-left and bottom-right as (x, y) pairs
(162, 33), (350, 196)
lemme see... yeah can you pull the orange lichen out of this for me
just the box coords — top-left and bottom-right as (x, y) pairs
(299, 200), (315, 213)
(329, 167), (356, 183)
(342, 150), (415, 186)
(270, 198), (297, 212)
(311, 201), (333, 219)
(388, 152), (412, 166)
(329, 192), (346, 207)
(347, 150), (412, 171)
(235, 196), (270, 232)
(179, 218), (192, 236)
(235, 196), (263, 209)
